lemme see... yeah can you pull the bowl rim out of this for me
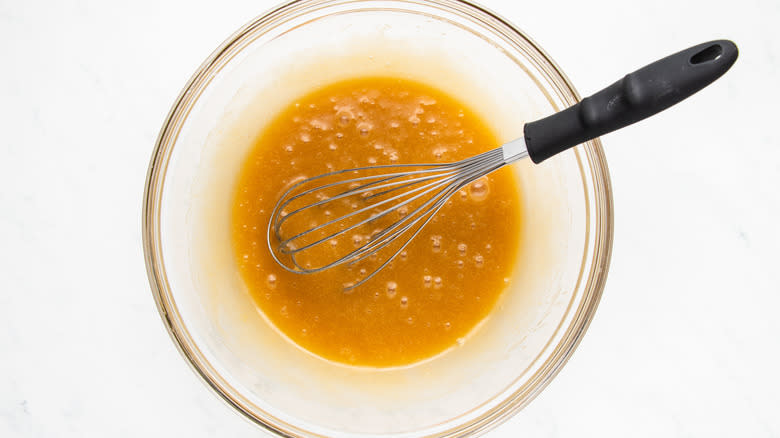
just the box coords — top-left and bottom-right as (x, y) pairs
(142, 0), (614, 436)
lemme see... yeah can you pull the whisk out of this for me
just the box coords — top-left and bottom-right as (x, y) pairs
(268, 40), (738, 289)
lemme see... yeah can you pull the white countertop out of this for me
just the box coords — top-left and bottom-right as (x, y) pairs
(1, 0), (778, 436)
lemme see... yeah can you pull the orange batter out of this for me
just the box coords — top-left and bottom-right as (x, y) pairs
(232, 77), (521, 367)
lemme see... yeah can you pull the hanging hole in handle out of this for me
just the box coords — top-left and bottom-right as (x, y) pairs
(690, 44), (723, 64)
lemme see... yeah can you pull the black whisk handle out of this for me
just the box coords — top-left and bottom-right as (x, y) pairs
(523, 40), (738, 163)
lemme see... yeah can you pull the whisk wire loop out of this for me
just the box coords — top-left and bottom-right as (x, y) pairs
(267, 145), (512, 289)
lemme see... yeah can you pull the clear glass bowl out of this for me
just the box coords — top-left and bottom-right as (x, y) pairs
(143, 0), (613, 436)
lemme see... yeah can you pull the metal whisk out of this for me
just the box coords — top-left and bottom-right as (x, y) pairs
(268, 139), (528, 288)
(268, 40), (737, 289)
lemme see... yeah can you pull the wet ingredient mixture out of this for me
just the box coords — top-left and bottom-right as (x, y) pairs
(232, 77), (522, 367)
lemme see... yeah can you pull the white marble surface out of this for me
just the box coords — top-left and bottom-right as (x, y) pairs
(1, 0), (778, 436)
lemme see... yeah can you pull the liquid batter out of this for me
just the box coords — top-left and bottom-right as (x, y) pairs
(232, 77), (522, 367)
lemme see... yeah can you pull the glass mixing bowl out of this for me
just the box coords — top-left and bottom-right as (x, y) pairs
(143, 0), (613, 436)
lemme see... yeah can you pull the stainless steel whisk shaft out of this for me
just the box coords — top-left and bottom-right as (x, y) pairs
(267, 139), (529, 289)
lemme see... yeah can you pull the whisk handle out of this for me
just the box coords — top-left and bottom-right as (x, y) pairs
(523, 40), (738, 163)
